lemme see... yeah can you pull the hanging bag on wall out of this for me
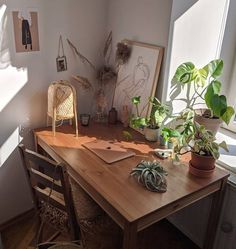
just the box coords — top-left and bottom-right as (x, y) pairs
(56, 35), (67, 72)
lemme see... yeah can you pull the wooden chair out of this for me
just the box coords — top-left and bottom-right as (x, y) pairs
(68, 175), (122, 249)
(37, 241), (82, 249)
(18, 144), (79, 243)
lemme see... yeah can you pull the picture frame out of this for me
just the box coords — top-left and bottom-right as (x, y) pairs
(113, 40), (164, 121)
(56, 56), (67, 72)
(12, 11), (40, 53)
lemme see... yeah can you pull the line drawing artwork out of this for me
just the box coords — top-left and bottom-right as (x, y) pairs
(114, 56), (150, 116)
(113, 40), (164, 122)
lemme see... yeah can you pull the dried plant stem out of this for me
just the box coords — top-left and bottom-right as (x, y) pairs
(67, 38), (96, 71)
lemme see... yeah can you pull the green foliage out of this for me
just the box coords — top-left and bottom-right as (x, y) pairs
(174, 119), (228, 160)
(172, 59), (235, 125)
(161, 127), (180, 142)
(122, 130), (132, 141)
(130, 96), (169, 129)
(130, 160), (167, 192)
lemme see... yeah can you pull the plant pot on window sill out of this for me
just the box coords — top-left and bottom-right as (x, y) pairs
(194, 109), (222, 136)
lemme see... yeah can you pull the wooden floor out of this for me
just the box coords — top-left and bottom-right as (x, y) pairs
(1, 216), (200, 249)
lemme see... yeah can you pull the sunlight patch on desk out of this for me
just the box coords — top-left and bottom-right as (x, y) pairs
(0, 127), (23, 167)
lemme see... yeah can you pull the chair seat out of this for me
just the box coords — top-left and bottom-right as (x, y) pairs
(69, 177), (122, 249)
(39, 201), (69, 233)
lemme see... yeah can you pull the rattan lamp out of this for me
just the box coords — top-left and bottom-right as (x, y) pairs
(47, 80), (78, 137)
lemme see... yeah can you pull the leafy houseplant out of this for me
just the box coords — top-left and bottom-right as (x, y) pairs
(172, 59), (235, 133)
(161, 128), (180, 149)
(175, 121), (228, 177)
(131, 96), (169, 141)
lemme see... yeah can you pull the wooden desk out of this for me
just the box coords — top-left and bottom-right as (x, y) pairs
(34, 123), (229, 249)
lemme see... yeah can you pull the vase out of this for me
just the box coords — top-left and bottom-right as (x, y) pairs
(108, 107), (118, 124)
(121, 105), (129, 127)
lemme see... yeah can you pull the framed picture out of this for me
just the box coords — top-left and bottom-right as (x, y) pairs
(56, 56), (67, 72)
(113, 40), (164, 121)
(12, 10), (40, 53)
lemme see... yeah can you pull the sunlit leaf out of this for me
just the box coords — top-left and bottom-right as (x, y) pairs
(206, 59), (223, 79)
(221, 106), (235, 125)
(172, 62), (195, 83)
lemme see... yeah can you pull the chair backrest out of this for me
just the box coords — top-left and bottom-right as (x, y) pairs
(18, 144), (78, 238)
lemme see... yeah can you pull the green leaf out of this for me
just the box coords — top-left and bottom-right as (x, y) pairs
(206, 59), (223, 79)
(131, 96), (141, 105)
(221, 106), (235, 125)
(210, 95), (227, 117)
(170, 130), (181, 138)
(204, 81), (222, 109)
(212, 80), (221, 94)
(194, 68), (207, 87)
(122, 131), (132, 141)
(172, 62), (195, 84)
(218, 141), (229, 152)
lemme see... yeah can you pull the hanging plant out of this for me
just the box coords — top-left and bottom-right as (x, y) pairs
(130, 160), (168, 192)
(115, 42), (131, 66)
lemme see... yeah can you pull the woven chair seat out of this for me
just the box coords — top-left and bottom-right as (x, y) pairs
(39, 201), (69, 233)
(69, 177), (122, 249)
(37, 241), (82, 249)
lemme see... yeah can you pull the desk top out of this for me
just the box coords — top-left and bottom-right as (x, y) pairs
(34, 123), (229, 224)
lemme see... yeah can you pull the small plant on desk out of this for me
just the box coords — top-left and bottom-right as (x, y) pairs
(130, 160), (168, 192)
(130, 96), (170, 142)
(174, 122), (228, 177)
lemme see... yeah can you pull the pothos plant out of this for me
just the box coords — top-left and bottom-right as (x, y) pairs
(130, 96), (170, 129)
(161, 127), (180, 143)
(174, 115), (228, 160)
(172, 59), (235, 125)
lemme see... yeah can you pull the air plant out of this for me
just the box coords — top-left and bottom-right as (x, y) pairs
(130, 160), (168, 192)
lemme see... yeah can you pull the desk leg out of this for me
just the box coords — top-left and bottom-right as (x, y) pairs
(203, 178), (227, 249)
(123, 221), (137, 249)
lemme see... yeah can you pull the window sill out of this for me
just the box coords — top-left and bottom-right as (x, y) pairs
(216, 128), (236, 184)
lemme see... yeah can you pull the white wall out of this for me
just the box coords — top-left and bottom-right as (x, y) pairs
(107, 0), (173, 101)
(0, 0), (108, 224)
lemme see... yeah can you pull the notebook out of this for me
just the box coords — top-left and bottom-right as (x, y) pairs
(82, 140), (135, 164)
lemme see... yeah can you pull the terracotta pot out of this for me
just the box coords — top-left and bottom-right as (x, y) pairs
(189, 162), (215, 178)
(144, 127), (159, 142)
(190, 152), (215, 170)
(194, 109), (222, 136)
(189, 152), (216, 177)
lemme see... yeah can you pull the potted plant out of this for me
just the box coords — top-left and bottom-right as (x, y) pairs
(172, 59), (235, 134)
(161, 127), (180, 149)
(175, 121), (228, 177)
(131, 96), (169, 141)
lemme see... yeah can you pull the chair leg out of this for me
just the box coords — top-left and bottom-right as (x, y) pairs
(36, 221), (45, 244)
(46, 231), (61, 242)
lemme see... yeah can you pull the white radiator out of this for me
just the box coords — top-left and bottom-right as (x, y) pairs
(214, 177), (236, 249)
(168, 176), (236, 249)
